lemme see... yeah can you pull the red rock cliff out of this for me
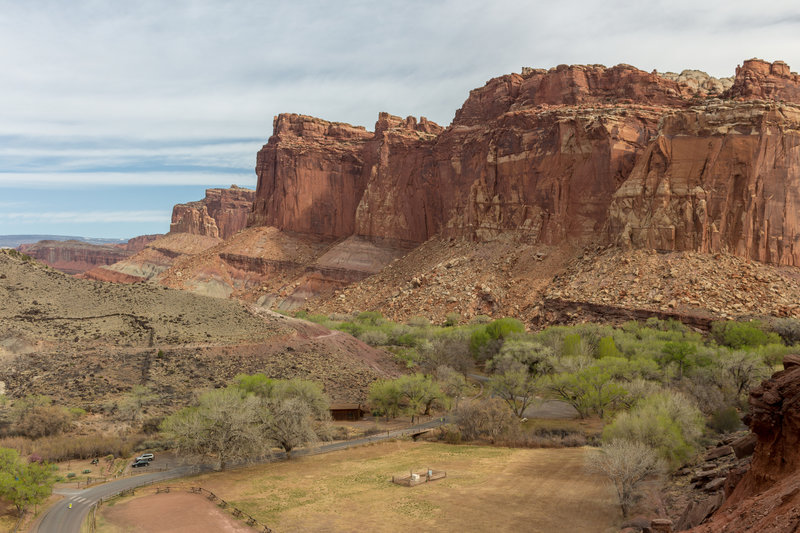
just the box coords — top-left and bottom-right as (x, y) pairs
(689, 355), (800, 532)
(17, 240), (133, 275)
(249, 59), (800, 265)
(170, 186), (255, 239)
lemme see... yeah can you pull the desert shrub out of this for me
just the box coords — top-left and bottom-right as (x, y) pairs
(453, 398), (517, 443)
(438, 424), (463, 444)
(335, 321), (364, 337)
(293, 310), (308, 319)
(709, 406), (742, 434)
(356, 311), (384, 326)
(470, 315), (492, 324)
(443, 312), (461, 327)
(359, 330), (389, 346)
(328, 312), (352, 322)
(562, 333), (583, 357)
(305, 314), (330, 325)
(11, 398), (72, 439)
(141, 416), (164, 434)
(769, 317), (800, 345)
(711, 320), (781, 349)
(0, 434), (142, 462)
(407, 316), (431, 328)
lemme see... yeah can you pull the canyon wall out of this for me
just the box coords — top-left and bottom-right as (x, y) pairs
(17, 240), (134, 274)
(246, 59), (800, 266)
(170, 186), (255, 239)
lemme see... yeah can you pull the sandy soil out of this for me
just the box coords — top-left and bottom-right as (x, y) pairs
(99, 492), (257, 533)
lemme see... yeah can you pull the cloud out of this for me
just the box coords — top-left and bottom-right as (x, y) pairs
(0, 171), (256, 188)
(0, 210), (168, 224)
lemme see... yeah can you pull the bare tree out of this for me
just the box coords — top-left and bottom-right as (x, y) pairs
(586, 440), (665, 517)
(161, 388), (264, 470)
(261, 397), (319, 459)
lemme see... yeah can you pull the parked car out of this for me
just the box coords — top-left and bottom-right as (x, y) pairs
(131, 460), (150, 468)
(135, 453), (154, 462)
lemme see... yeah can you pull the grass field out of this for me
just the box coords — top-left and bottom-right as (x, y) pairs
(98, 441), (621, 533)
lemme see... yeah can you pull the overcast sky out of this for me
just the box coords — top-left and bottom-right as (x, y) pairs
(1, 0), (799, 239)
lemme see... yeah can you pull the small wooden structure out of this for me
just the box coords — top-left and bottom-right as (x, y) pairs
(329, 403), (368, 421)
(392, 469), (447, 487)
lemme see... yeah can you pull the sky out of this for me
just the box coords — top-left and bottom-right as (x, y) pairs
(1, 0), (799, 239)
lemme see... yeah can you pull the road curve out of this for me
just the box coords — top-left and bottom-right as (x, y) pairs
(36, 418), (448, 533)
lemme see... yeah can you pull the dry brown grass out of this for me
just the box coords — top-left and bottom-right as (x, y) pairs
(143, 441), (621, 533)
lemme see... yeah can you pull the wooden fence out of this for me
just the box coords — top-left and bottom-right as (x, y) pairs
(391, 469), (447, 487)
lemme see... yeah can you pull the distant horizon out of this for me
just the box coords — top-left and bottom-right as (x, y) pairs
(2, 1), (799, 237)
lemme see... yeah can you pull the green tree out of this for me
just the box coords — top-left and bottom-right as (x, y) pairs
(0, 448), (56, 516)
(489, 369), (539, 418)
(596, 336), (620, 359)
(548, 366), (627, 418)
(396, 374), (443, 422)
(435, 365), (470, 408)
(368, 379), (403, 420)
(602, 391), (704, 466)
(659, 341), (697, 379)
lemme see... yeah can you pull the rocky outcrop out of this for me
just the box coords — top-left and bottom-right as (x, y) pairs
(248, 59), (800, 268)
(658, 70), (733, 97)
(170, 186), (255, 239)
(122, 234), (162, 252)
(17, 240), (133, 274)
(725, 58), (800, 102)
(687, 356), (800, 532)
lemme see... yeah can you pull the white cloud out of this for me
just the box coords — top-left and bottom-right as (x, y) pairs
(0, 210), (168, 224)
(0, 171), (256, 188)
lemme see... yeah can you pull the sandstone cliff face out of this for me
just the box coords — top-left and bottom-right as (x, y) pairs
(170, 186), (255, 239)
(609, 101), (800, 266)
(248, 59), (800, 267)
(248, 115), (373, 238)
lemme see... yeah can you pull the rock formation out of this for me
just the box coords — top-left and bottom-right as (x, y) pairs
(247, 59), (800, 268)
(687, 355), (800, 532)
(170, 185), (255, 239)
(17, 240), (134, 274)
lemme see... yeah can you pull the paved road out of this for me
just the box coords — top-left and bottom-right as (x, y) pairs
(35, 418), (448, 533)
(35, 466), (198, 533)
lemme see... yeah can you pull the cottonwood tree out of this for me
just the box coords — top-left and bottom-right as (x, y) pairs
(368, 379), (403, 421)
(10, 396), (71, 438)
(587, 440), (665, 517)
(0, 448), (56, 516)
(435, 365), (470, 408)
(488, 369), (539, 418)
(548, 366), (627, 418)
(260, 398), (319, 458)
(397, 374), (443, 422)
(453, 399), (517, 443)
(161, 388), (264, 470)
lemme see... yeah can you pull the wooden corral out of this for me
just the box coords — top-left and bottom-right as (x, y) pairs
(391, 469), (446, 487)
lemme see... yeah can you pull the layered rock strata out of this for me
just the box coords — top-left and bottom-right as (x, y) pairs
(17, 240), (133, 274)
(170, 186), (255, 239)
(248, 59), (800, 267)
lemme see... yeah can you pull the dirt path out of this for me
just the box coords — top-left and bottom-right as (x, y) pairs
(99, 492), (256, 533)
